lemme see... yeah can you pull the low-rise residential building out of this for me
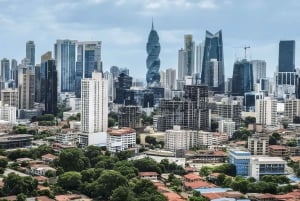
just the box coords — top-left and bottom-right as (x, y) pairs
(249, 156), (286, 180)
(248, 134), (269, 155)
(106, 127), (136, 153)
(218, 120), (236, 138)
(228, 149), (251, 176)
(190, 150), (227, 163)
(41, 154), (57, 164)
(199, 131), (228, 146)
(165, 125), (198, 151)
(138, 172), (158, 180)
(29, 164), (56, 176)
(56, 132), (79, 145)
(0, 134), (33, 149)
(268, 145), (289, 157)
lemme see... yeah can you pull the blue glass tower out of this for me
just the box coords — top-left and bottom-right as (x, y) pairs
(55, 40), (76, 93)
(75, 41), (101, 97)
(1, 58), (10, 82)
(279, 40), (295, 72)
(146, 21), (161, 87)
(26, 41), (35, 66)
(201, 30), (224, 93)
(231, 59), (254, 96)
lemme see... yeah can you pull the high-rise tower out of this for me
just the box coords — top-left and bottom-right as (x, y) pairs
(26, 41), (35, 66)
(278, 40), (295, 72)
(75, 41), (102, 97)
(146, 21), (161, 87)
(54, 39), (76, 93)
(201, 30), (224, 93)
(1, 58), (10, 82)
(231, 59), (253, 96)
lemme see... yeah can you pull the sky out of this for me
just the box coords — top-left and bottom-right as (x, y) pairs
(0, 0), (300, 81)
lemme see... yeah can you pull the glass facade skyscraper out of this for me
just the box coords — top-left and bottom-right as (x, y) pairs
(26, 41), (35, 66)
(201, 30), (224, 93)
(75, 41), (102, 97)
(278, 40), (295, 72)
(44, 59), (58, 115)
(1, 58), (10, 82)
(184, 34), (195, 76)
(231, 59), (254, 96)
(55, 40), (76, 93)
(146, 22), (161, 87)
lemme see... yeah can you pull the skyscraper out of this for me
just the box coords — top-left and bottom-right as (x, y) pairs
(184, 34), (195, 76)
(251, 60), (266, 85)
(146, 21), (161, 87)
(201, 30), (224, 93)
(1, 58), (10, 82)
(278, 40), (295, 72)
(54, 39), (76, 93)
(166, 68), (176, 90)
(11, 59), (18, 84)
(40, 52), (52, 103)
(75, 41), (102, 97)
(44, 59), (57, 115)
(26, 41), (35, 66)
(81, 72), (108, 133)
(231, 59), (254, 96)
(177, 48), (186, 80)
(196, 42), (204, 76)
(18, 66), (35, 109)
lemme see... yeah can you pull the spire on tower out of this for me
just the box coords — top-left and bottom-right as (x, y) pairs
(151, 17), (154, 30)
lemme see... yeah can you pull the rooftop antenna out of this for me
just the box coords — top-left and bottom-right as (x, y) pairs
(151, 17), (154, 30)
(244, 46), (250, 59)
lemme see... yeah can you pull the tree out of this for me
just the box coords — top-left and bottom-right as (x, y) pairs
(244, 116), (256, 127)
(45, 170), (56, 178)
(211, 120), (218, 132)
(269, 136), (277, 145)
(199, 166), (212, 177)
(133, 158), (162, 174)
(0, 158), (8, 168)
(58, 171), (82, 191)
(286, 138), (297, 147)
(132, 179), (157, 195)
(110, 186), (135, 201)
(145, 136), (157, 145)
(57, 148), (90, 172)
(213, 164), (236, 177)
(96, 170), (128, 199)
(216, 173), (226, 186)
(108, 117), (116, 127)
(3, 173), (38, 196)
(16, 193), (27, 201)
(81, 168), (96, 183)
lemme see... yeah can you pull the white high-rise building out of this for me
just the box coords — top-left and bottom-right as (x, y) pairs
(284, 99), (300, 123)
(166, 68), (176, 90)
(178, 48), (186, 80)
(218, 120), (236, 138)
(251, 60), (266, 86)
(81, 72), (108, 133)
(0, 104), (17, 123)
(255, 97), (277, 126)
(159, 70), (166, 88)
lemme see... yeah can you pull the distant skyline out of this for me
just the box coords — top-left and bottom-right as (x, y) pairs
(0, 0), (300, 81)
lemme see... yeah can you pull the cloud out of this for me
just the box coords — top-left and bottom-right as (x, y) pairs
(198, 0), (217, 9)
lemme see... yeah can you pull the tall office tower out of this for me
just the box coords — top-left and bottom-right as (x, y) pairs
(75, 41), (102, 97)
(146, 21), (161, 87)
(39, 52), (52, 103)
(278, 40), (295, 72)
(178, 48), (187, 80)
(18, 66), (35, 109)
(231, 59), (254, 96)
(114, 73), (134, 105)
(11, 59), (18, 84)
(251, 60), (266, 85)
(110, 66), (120, 78)
(35, 64), (41, 102)
(26, 41), (35, 66)
(201, 30), (224, 93)
(1, 58), (10, 82)
(44, 60), (57, 115)
(225, 78), (232, 94)
(196, 42), (204, 76)
(159, 70), (166, 88)
(184, 34), (195, 76)
(255, 97), (277, 126)
(81, 72), (108, 133)
(1, 88), (18, 107)
(54, 39), (77, 93)
(166, 68), (176, 90)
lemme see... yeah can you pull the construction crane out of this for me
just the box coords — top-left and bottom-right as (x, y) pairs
(244, 46), (250, 59)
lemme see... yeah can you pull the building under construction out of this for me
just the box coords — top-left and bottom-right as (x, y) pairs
(118, 105), (142, 129)
(157, 85), (209, 131)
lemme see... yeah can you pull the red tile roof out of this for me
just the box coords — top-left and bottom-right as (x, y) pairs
(184, 173), (202, 181)
(184, 181), (216, 189)
(139, 172), (159, 177)
(269, 145), (288, 150)
(163, 192), (186, 201)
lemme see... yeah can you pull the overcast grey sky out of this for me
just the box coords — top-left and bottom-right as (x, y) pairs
(0, 0), (299, 80)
